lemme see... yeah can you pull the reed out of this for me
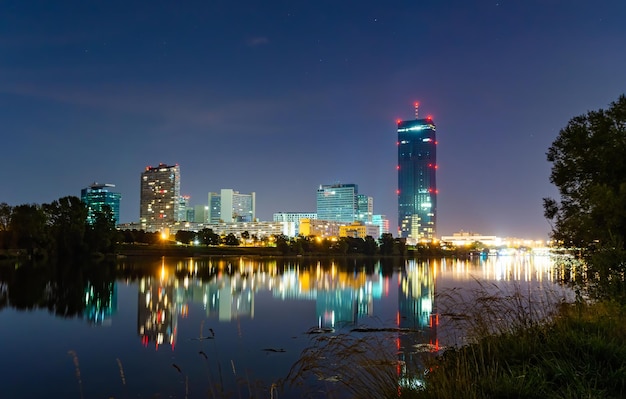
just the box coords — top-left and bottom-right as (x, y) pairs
(408, 285), (626, 399)
(283, 330), (403, 398)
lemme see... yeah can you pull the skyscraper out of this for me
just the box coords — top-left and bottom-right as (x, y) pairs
(356, 194), (373, 224)
(81, 183), (122, 225)
(208, 189), (256, 223)
(316, 183), (358, 222)
(397, 109), (437, 241)
(140, 163), (181, 232)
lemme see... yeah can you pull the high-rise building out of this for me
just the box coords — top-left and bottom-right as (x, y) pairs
(178, 195), (190, 221)
(81, 183), (122, 225)
(208, 192), (221, 223)
(208, 189), (256, 223)
(194, 204), (209, 223)
(316, 183), (358, 223)
(397, 109), (437, 241)
(356, 194), (373, 224)
(140, 163), (181, 232)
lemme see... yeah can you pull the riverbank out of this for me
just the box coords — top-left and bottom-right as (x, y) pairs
(406, 299), (626, 398)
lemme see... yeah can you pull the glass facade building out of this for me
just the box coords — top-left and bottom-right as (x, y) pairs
(316, 184), (358, 223)
(356, 194), (373, 224)
(81, 183), (122, 225)
(140, 163), (181, 232)
(208, 189), (256, 223)
(397, 117), (437, 240)
(208, 192), (221, 223)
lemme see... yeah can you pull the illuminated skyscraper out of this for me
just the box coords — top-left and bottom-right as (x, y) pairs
(81, 183), (121, 225)
(317, 183), (358, 222)
(140, 163), (181, 232)
(356, 194), (373, 224)
(397, 107), (437, 241)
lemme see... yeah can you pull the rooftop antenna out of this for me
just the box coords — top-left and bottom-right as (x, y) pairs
(414, 101), (419, 119)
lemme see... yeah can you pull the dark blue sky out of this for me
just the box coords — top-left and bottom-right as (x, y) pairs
(2, 1), (626, 239)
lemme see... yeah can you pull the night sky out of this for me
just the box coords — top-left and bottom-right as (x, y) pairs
(2, 1), (626, 239)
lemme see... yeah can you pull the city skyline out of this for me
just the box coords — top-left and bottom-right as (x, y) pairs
(3, 1), (626, 239)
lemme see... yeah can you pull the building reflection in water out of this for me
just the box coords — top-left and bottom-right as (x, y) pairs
(131, 253), (561, 370)
(84, 280), (117, 326)
(133, 257), (392, 348)
(138, 260), (178, 350)
(397, 259), (437, 388)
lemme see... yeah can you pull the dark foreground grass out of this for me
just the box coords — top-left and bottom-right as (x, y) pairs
(411, 299), (626, 399)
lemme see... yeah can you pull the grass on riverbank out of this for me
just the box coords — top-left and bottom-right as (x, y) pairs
(411, 298), (626, 399)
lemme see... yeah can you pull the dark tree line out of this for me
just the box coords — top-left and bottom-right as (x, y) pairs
(272, 233), (407, 256)
(0, 196), (118, 261)
(173, 228), (239, 246)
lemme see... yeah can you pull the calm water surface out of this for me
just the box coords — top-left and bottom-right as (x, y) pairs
(0, 255), (568, 398)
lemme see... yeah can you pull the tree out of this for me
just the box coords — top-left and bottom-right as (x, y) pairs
(222, 233), (240, 246)
(175, 230), (197, 245)
(274, 234), (290, 254)
(198, 228), (220, 246)
(0, 203), (11, 232)
(364, 236), (378, 256)
(379, 233), (395, 255)
(0, 203), (11, 249)
(544, 95), (626, 249)
(85, 205), (118, 254)
(43, 196), (88, 258)
(9, 204), (49, 258)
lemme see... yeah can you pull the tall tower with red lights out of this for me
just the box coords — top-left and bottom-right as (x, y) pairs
(397, 103), (437, 241)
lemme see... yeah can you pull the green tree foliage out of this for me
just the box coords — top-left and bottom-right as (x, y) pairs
(43, 196), (88, 258)
(4, 197), (120, 260)
(378, 233), (395, 255)
(0, 202), (10, 232)
(198, 228), (220, 246)
(0, 202), (11, 249)
(222, 233), (240, 246)
(175, 229), (197, 245)
(363, 236), (378, 256)
(9, 204), (48, 258)
(85, 205), (119, 254)
(545, 95), (626, 248)
(274, 234), (290, 254)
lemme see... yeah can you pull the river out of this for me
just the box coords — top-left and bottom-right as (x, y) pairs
(0, 254), (570, 398)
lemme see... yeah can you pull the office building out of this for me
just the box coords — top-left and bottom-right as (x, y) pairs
(178, 195), (190, 221)
(299, 218), (348, 238)
(273, 212), (317, 236)
(208, 189), (256, 223)
(356, 194), (373, 224)
(316, 183), (358, 223)
(81, 183), (122, 225)
(397, 107), (437, 241)
(194, 204), (209, 223)
(140, 163), (181, 232)
(339, 222), (380, 239)
(208, 192), (221, 223)
(170, 220), (295, 238)
(372, 214), (390, 236)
